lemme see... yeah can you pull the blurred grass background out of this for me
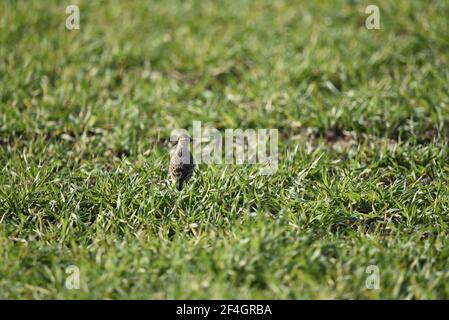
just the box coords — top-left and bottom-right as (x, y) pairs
(0, 0), (448, 298)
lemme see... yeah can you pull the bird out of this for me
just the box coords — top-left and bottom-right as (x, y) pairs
(169, 135), (195, 190)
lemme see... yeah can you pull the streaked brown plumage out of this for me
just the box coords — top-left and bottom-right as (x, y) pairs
(169, 135), (195, 190)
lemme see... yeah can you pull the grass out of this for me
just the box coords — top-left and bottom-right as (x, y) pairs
(1, 0), (449, 299)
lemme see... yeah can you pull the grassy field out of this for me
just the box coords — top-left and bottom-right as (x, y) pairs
(1, 0), (449, 299)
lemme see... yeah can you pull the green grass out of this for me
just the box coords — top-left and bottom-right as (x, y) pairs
(1, 0), (449, 299)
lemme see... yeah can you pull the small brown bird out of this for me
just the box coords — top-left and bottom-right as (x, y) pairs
(169, 135), (195, 190)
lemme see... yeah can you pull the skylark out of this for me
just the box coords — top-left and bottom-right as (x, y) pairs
(169, 135), (195, 190)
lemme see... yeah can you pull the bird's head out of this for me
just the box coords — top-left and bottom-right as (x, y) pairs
(176, 134), (191, 147)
